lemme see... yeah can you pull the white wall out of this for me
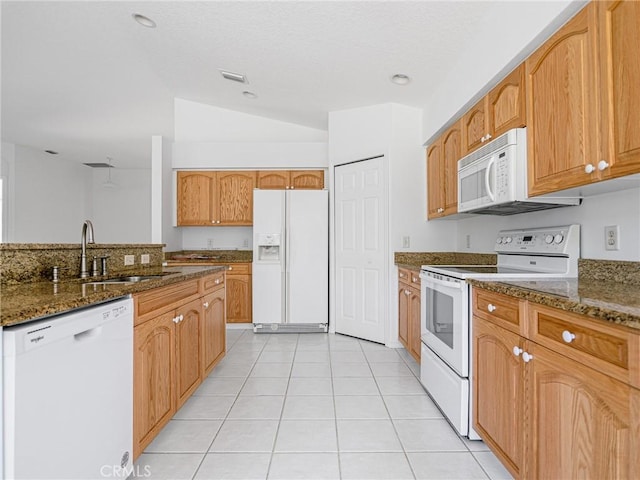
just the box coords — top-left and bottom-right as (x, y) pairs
(5, 144), (92, 243)
(91, 167), (151, 243)
(173, 98), (329, 250)
(423, 0), (585, 142)
(455, 188), (640, 261)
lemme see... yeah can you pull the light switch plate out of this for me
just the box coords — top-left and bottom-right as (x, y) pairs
(124, 255), (135, 266)
(402, 236), (410, 248)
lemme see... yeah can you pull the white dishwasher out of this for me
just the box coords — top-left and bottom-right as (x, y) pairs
(3, 297), (133, 480)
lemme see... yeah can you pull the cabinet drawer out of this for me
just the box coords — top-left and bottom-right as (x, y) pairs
(473, 288), (522, 334)
(528, 303), (632, 383)
(408, 269), (421, 287)
(201, 272), (225, 293)
(398, 268), (410, 283)
(225, 263), (251, 275)
(134, 280), (201, 324)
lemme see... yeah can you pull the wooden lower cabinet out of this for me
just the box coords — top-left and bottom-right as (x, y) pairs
(473, 317), (523, 478)
(175, 298), (203, 408)
(473, 287), (640, 479)
(133, 273), (226, 459)
(397, 268), (421, 362)
(133, 310), (176, 459)
(527, 342), (633, 479)
(226, 270), (252, 323)
(202, 287), (226, 376)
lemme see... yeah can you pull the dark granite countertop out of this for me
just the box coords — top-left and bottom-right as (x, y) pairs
(0, 265), (225, 328)
(468, 278), (640, 331)
(165, 250), (252, 264)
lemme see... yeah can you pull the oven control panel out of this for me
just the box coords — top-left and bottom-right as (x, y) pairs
(495, 224), (580, 256)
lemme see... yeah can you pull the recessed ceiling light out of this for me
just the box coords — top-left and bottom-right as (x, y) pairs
(242, 91), (257, 99)
(132, 13), (156, 28)
(44, 150), (59, 155)
(220, 70), (248, 84)
(391, 74), (411, 85)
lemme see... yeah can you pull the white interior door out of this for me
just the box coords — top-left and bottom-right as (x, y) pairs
(334, 156), (386, 343)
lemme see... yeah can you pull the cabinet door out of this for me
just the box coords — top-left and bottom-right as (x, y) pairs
(257, 171), (290, 189)
(226, 273), (252, 323)
(442, 121), (461, 216)
(202, 288), (226, 377)
(290, 170), (324, 189)
(473, 317), (523, 479)
(408, 286), (421, 363)
(463, 97), (488, 154)
(426, 140), (443, 219)
(488, 63), (526, 139)
(526, 342), (633, 479)
(133, 311), (176, 458)
(526, 4), (599, 196)
(218, 171), (256, 225)
(599, 0), (640, 180)
(175, 299), (202, 408)
(177, 171), (218, 226)
(398, 283), (410, 349)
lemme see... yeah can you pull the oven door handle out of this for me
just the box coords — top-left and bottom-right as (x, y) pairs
(422, 276), (462, 290)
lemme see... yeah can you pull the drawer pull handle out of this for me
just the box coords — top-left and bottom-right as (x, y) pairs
(487, 303), (497, 313)
(522, 352), (533, 363)
(562, 330), (576, 343)
(513, 346), (522, 357)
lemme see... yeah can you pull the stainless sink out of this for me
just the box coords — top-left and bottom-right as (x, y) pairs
(85, 275), (165, 285)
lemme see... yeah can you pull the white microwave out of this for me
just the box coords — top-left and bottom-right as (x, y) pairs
(457, 127), (580, 215)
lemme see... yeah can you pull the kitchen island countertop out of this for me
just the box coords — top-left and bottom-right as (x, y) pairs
(1, 265), (225, 328)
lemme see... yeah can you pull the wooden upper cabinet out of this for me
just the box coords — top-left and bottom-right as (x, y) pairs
(463, 64), (526, 156)
(217, 171), (256, 225)
(177, 171), (255, 226)
(598, 0), (640, 180)
(526, 3), (599, 196)
(462, 98), (488, 154)
(442, 122), (461, 216)
(427, 121), (461, 219)
(177, 171), (218, 226)
(426, 140), (443, 219)
(290, 170), (324, 189)
(257, 170), (324, 190)
(488, 63), (526, 139)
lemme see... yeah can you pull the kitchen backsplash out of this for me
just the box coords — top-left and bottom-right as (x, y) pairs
(0, 243), (164, 284)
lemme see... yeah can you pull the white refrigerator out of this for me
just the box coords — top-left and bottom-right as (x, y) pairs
(252, 189), (329, 332)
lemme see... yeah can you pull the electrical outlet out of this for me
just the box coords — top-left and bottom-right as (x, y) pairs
(242, 238), (249, 248)
(605, 225), (620, 251)
(124, 255), (135, 266)
(402, 236), (410, 248)
(466, 234), (471, 249)
(207, 238), (215, 249)
(140, 254), (150, 264)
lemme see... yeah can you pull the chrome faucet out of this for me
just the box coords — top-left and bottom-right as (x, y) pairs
(80, 220), (95, 278)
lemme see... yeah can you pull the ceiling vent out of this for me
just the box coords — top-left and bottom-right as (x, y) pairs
(83, 162), (113, 168)
(220, 70), (248, 84)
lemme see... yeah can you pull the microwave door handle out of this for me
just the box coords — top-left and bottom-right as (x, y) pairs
(424, 277), (462, 290)
(484, 156), (496, 201)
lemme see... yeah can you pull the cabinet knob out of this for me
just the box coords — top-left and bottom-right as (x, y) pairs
(399, 272), (406, 278)
(562, 330), (576, 343)
(404, 289), (411, 296)
(228, 266), (233, 271)
(215, 278), (220, 284)
(487, 303), (497, 313)
(513, 346), (523, 357)
(585, 163), (595, 174)
(485, 133), (492, 141)
(217, 220), (221, 224)
(173, 316), (180, 324)
(437, 207), (444, 213)
(481, 135), (486, 142)
(598, 160), (610, 171)
(412, 276), (418, 282)
(203, 302), (209, 308)
(522, 352), (533, 363)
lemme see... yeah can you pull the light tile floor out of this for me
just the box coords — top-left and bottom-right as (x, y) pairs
(136, 329), (513, 480)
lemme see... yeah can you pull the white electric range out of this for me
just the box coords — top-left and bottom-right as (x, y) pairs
(418, 224), (580, 440)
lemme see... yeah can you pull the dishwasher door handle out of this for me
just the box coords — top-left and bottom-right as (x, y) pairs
(74, 326), (103, 341)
